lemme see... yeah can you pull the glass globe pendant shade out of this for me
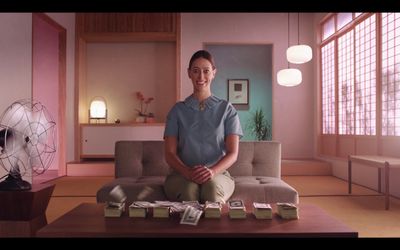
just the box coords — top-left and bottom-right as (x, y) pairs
(286, 45), (313, 64)
(277, 68), (302, 87)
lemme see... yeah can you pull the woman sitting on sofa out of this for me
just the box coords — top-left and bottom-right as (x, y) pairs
(163, 50), (243, 204)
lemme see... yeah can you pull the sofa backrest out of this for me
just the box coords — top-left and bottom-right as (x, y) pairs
(114, 141), (281, 178)
(115, 141), (170, 178)
(229, 141), (281, 178)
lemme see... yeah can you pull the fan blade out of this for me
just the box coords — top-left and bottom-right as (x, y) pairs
(0, 130), (5, 148)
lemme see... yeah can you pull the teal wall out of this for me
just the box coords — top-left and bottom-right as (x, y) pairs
(206, 44), (272, 140)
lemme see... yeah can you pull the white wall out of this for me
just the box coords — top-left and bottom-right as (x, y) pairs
(0, 13), (32, 180)
(181, 13), (315, 159)
(85, 42), (175, 124)
(0, 13), (32, 117)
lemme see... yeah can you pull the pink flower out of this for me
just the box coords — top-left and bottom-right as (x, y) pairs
(144, 97), (154, 104)
(134, 92), (154, 116)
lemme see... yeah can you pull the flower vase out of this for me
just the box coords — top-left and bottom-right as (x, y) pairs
(145, 117), (155, 123)
(135, 116), (146, 123)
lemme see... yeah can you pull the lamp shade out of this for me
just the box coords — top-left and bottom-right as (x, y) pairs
(286, 45), (313, 64)
(277, 68), (302, 87)
(89, 97), (107, 119)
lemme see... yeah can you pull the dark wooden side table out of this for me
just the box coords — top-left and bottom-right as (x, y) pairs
(0, 183), (55, 237)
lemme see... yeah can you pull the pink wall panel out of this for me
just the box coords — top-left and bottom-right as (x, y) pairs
(32, 15), (59, 171)
(338, 137), (355, 158)
(355, 137), (378, 156)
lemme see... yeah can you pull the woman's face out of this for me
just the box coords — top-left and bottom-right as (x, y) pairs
(188, 57), (216, 93)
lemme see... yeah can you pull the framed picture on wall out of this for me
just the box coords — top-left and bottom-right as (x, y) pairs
(228, 79), (249, 105)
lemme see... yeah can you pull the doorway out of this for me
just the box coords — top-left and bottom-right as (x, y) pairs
(205, 44), (273, 140)
(32, 13), (66, 182)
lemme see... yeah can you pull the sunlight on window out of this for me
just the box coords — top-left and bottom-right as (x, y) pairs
(323, 18), (335, 41)
(354, 14), (376, 135)
(338, 30), (355, 135)
(381, 13), (400, 136)
(337, 13), (353, 31)
(321, 12), (400, 140)
(322, 41), (336, 134)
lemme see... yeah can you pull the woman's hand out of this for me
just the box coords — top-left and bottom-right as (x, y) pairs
(190, 165), (215, 184)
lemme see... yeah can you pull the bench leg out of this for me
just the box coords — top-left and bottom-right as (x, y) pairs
(378, 168), (381, 193)
(348, 158), (352, 194)
(385, 163), (389, 210)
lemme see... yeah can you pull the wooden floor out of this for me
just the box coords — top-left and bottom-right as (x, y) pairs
(281, 159), (332, 175)
(32, 170), (60, 185)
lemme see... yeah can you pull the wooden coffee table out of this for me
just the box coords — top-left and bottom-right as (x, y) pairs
(37, 202), (357, 238)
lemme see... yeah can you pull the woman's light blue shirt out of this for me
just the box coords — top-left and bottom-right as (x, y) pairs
(164, 94), (243, 168)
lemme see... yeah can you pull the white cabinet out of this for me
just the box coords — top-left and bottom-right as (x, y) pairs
(80, 124), (165, 158)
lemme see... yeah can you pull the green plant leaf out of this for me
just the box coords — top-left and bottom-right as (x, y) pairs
(246, 108), (271, 141)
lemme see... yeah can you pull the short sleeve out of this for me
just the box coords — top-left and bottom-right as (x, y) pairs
(164, 104), (179, 138)
(224, 103), (243, 138)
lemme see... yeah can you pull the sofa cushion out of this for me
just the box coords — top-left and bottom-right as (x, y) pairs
(227, 176), (298, 204)
(141, 142), (170, 176)
(115, 141), (170, 178)
(96, 176), (298, 205)
(115, 142), (143, 177)
(96, 177), (167, 203)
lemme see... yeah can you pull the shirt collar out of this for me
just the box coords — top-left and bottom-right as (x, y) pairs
(184, 94), (222, 111)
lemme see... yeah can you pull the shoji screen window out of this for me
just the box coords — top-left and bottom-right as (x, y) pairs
(338, 31), (355, 135)
(322, 41), (336, 134)
(354, 15), (377, 135)
(382, 13), (400, 136)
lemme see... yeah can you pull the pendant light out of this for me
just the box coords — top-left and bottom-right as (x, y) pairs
(286, 13), (312, 64)
(277, 13), (302, 87)
(277, 68), (302, 86)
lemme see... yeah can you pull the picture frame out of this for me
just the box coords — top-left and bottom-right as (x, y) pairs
(227, 79), (249, 105)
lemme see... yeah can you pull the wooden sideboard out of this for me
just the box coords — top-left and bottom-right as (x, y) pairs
(80, 123), (165, 159)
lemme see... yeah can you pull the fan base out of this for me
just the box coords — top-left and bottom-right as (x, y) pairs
(0, 174), (31, 191)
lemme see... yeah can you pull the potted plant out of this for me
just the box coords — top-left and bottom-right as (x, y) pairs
(145, 113), (155, 123)
(134, 91), (154, 123)
(246, 108), (272, 141)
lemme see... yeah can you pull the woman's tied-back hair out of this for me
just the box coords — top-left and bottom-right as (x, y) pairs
(188, 50), (216, 70)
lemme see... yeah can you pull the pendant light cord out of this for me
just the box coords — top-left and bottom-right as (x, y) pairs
(287, 13), (290, 68)
(287, 13), (289, 48)
(297, 12), (300, 45)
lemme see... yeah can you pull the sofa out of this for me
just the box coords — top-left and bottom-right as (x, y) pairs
(96, 141), (299, 204)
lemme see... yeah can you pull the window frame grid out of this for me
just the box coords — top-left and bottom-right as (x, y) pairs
(321, 13), (378, 137)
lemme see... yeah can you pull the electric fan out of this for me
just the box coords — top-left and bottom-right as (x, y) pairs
(0, 99), (56, 191)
